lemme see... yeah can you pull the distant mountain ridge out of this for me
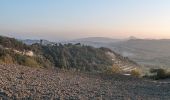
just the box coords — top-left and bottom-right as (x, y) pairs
(62, 37), (125, 48)
(71, 37), (122, 43)
(21, 39), (55, 45)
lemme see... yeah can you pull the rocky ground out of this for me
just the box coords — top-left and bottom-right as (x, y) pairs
(0, 64), (170, 100)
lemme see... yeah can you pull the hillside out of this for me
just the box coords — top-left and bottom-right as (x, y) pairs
(0, 36), (30, 51)
(0, 36), (169, 99)
(0, 36), (53, 68)
(38, 43), (139, 73)
(0, 35), (139, 73)
(0, 64), (169, 100)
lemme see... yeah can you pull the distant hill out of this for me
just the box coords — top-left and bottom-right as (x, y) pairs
(71, 37), (122, 43)
(21, 39), (40, 45)
(21, 39), (54, 45)
(128, 36), (138, 40)
(62, 37), (124, 48)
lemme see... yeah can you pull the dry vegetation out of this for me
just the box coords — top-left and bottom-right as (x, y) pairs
(106, 65), (142, 77)
(130, 68), (141, 77)
(144, 68), (170, 80)
(105, 65), (122, 74)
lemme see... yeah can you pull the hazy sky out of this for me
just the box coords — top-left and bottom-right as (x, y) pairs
(0, 0), (170, 41)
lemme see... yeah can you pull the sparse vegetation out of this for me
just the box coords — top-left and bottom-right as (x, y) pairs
(144, 68), (170, 80)
(0, 36), (114, 71)
(130, 68), (141, 77)
(0, 35), (140, 74)
(0, 47), (52, 68)
(20, 57), (40, 67)
(0, 36), (31, 51)
(105, 65), (122, 74)
(40, 44), (114, 71)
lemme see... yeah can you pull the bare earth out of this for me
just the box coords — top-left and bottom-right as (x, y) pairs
(0, 64), (170, 100)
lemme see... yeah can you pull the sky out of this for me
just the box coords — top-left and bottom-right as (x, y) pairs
(0, 0), (170, 41)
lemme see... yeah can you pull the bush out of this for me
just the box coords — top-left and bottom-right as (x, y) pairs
(130, 69), (141, 77)
(35, 56), (54, 68)
(3, 54), (14, 64)
(105, 65), (122, 74)
(111, 65), (122, 73)
(0, 48), (14, 64)
(22, 57), (40, 68)
(148, 68), (170, 80)
(14, 54), (41, 68)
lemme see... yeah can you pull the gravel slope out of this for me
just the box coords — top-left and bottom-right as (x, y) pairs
(0, 64), (170, 100)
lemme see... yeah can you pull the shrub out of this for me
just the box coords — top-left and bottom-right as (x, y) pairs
(105, 65), (122, 74)
(130, 68), (141, 77)
(35, 56), (54, 68)
(111, 65), (122, 73)
(22, 57), (40, 68)
(15, 54), (40, 68)
(3, 54), (14, 64)
(148, 68), (170, 80)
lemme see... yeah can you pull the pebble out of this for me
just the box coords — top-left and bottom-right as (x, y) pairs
(0, 64), (169, 100)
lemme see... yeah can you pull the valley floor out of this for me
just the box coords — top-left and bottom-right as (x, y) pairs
(0, 64), (170, 100)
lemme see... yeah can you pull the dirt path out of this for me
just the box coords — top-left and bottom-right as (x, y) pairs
(0, 64), (170, 100)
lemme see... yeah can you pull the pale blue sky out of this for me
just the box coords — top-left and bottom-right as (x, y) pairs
(0, 0), (170, 41)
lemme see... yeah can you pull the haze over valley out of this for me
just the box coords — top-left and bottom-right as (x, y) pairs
(66, 37), (170, 68)
(1, 0), (170, 99)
